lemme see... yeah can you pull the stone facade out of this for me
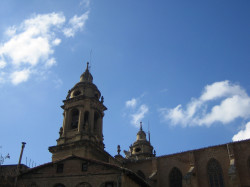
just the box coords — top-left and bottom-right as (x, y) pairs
(1, 62), (250, 187)
(17, 156), (149, 187)
(124, 139), (250, 187)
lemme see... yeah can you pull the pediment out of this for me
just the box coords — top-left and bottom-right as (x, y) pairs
(20, 156), (122, 178)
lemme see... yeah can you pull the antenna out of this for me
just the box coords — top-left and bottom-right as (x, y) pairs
(15, 142), (26, 187)
(89, 49), (92, 71)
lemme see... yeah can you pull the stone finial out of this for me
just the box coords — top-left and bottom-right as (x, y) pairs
(153, 150), (156, 156)
(140, 122), (142, 131)
(80, 62), (93, 83)
(101, 96), (104, 103)
(59, 127), (63, 137)
(117, 145), (121, 155)
(129, 144), (133, 152)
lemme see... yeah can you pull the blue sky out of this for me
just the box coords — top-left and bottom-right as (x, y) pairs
(1, 0), (250, 166)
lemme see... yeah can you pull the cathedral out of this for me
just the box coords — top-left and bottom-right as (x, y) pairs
(1, 63), (250, 187)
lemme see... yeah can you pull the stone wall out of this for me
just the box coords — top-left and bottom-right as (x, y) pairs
(125, 139), (250, 187)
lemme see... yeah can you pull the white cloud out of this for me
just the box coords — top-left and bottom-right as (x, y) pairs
(63, 12), (89, 37)
(0, 60), (6, 69)
(124, 95), (149, 127)
(232, 122), (250, 141)
(10, 69), (31, 85)
(0, 11), (89, 85)
(200, 81), (246, 101)
(80, 0), (90, 8)
(45, 58), (56, 68)
(131, 104), (149, 127)
(160, 81), (250, 127)
(53, 78), (63, 88)
(0, 13), (65, 68)
(0, 72), (6, 83)
(5, 26), (17, 37)
(126, 98), (137, 108)
(52, 38), (61, 46)
(198, 96), (250, 125)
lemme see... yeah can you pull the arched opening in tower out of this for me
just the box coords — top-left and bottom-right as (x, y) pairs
(71, 109), (79, 129)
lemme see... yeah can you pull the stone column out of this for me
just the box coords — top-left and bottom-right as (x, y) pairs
(90, 109), (94, 133)
(98, 116), (102, 138)
(62, 111), (66, 135)
(227, 144), (240, 187)
(182, 151), (197, 187)
(63, 110), (69, 134)
(78, 108), (83, 132)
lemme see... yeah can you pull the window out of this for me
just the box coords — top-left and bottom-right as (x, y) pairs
(76, 182), (91, 187)
(94, 112), (99, 132)
(73, 90), (81, 97)
(54, 184), (65, 187)
(82, 162), (88, 171)
(169, 167), (182, 187)
(31, 182), (37, 187)
(207, 158), (224, 187)
(137, 170), (145, 179)
(135, 147), (141, 153)
(71, 109), (79, 129)
(56, 164), (64, 173)
(100, 182), (117, 187)
(105, 182), (114, 187)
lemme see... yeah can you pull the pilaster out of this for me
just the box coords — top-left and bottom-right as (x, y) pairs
(78, 107), (84, 132)
(90, 109), (94, 133)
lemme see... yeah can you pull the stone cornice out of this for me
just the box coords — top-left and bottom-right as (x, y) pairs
(66, 82), (101, 99)
(49, 139), (104, 153)
(61, 96), (107, 111)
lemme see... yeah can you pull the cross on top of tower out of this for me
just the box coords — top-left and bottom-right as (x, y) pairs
(87, 62), (89, 70)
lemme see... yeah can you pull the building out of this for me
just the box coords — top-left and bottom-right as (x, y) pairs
(1, 63), (250, 187)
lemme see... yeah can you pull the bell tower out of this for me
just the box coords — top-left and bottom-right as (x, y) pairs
(49, 63), (108, 162)
(126, 122), (155, 160)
